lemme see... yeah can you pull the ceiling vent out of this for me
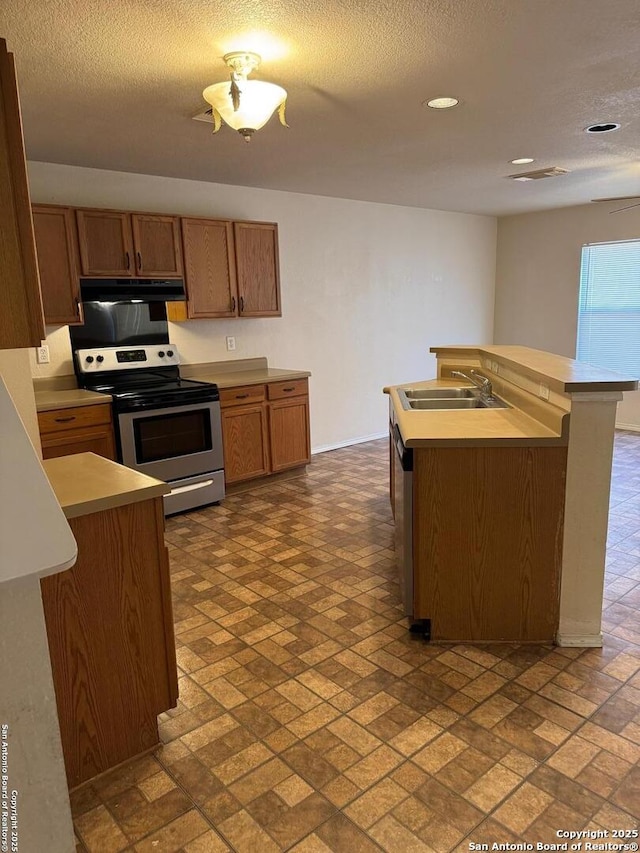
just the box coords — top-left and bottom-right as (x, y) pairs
(193, 108), (214, 124)
(508, 166), (570, 182)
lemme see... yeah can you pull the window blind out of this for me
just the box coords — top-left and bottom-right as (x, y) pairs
(576, 239), (640, 375)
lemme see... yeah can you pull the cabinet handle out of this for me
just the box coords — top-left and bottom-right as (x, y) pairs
(125, 251), (130, 270)
(54, 416), (76, 423)
(283, 387), (295, 392)
(137, 251), (142, 270)
(239, 296), (244, 312)
(231, 296), (236, 312)
(235, 393), (249, 399)
(75, 298), (81, 316)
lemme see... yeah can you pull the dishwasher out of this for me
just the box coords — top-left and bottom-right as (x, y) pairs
(392, 423), (414, 618)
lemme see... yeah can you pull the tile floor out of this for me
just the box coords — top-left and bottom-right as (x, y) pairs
(72, 433), (640, 852)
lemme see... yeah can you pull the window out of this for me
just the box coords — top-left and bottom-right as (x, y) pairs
(577, 239), (640, 375)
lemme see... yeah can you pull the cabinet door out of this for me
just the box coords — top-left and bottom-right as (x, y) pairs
(0, 39), (45, 348)
(76, 210), (134, 276)
(131, 214), (183, 277)
(41, 426), (116, 461)
(268, 396), (311, 472)
(234, 222), (281, 317)
(221, 404), (269, 483)
(181, 218), (237, 317)
(32, 205), (82, 325)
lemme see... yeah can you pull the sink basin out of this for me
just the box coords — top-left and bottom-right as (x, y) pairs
(397, 387), (510, 411)
(409, 398), (486, 409)
(403, 387), (476, 399)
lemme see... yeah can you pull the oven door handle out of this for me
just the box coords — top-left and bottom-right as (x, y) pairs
(168, 479), (215, 496)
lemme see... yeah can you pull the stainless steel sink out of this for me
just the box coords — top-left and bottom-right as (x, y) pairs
(403, 388), (476, 399)
(397, 387), (510, 411)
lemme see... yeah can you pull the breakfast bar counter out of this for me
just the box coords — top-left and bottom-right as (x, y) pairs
(387, 344), (638, 648)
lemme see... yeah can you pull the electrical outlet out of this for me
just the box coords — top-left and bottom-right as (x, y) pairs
(539, 383), (550, 400)
(36, 344), (50, 364)
(225, 336), (236, 352)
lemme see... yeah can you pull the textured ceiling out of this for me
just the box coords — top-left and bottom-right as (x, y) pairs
(1, 0), (640, 215)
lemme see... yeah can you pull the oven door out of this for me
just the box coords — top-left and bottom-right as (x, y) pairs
(117, 400), (223, 482)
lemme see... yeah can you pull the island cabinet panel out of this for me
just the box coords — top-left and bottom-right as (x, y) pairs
(32, 205), (82, 325)
(179, 218), (237, 317)
(234, 222), (281, 317)
(0, 39), (45, 348)
(40, 497), (178, 788)
(413, 445), (567, 642)
(221, 403), (270, 483)
(38, 404), (116, 461)
(76, 210), (134, 276)
(131, 213), (183, 277)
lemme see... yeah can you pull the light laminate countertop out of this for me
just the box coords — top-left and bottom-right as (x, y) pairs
(181, 363), (310, 389)
(431, 345), (638, 393)
(42, 453), (169, 520)
(35, 389), (112, 413)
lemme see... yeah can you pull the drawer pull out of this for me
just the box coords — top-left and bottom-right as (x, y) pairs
(54, 416), (76, 423)
(283, 386), (295, 392)
(235, 393), (249, 399)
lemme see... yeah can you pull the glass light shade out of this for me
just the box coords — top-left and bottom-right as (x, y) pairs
(202, 80), (287, 132)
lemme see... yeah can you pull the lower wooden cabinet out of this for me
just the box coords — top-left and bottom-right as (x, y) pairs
(221, 403), (270, 483)
(38, 404), (116, 461)
(40, 496), (178, 788)
(268, 397), (311, 472)
(221, 379), (311, 485)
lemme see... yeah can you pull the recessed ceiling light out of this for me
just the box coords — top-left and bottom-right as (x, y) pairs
(510, 157), (535, 165)
(424, 97), (459, 109)
(585, 123), (620, 134)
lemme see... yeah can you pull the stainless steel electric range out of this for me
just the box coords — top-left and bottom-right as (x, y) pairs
(69, 283), (225, 514)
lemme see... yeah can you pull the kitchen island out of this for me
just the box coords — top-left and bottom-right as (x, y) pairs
(386, 345), (638, 647)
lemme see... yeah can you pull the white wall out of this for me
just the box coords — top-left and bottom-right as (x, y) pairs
(495, 203), (640, 430)
(28, 162), (497, 451)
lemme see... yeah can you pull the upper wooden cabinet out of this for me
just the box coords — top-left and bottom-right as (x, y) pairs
(0, 38), (45, 348)
(131, 214), (183, 277)
(76, 210), (183, 278)
(180, 218), (237, 318)
(170, 218), (281, 321)
(32, 205), (82, 326)
(234, 222), (281, 317)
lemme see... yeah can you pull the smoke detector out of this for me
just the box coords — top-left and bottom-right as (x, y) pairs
(509, 166), (570, 182)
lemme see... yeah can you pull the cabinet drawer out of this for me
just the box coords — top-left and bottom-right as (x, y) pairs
(220, 385), (266, 408)
(267, 379), (308, 400)
(38, 404), (112, 434)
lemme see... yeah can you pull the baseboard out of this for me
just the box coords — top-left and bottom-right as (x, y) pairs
(312, 432), (387, 455)
(615, 422), (640, 433)
(555, 632), (603, 648)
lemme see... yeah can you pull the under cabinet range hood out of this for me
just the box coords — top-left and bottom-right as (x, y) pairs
(80, 278), (186, 302)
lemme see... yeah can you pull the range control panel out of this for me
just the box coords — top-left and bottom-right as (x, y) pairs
(76, 345), (180, 372)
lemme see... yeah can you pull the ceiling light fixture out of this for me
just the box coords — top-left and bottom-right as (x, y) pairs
(510, 157), (535, 165)
(202, 51), (288, 142)
(425, 97), (459, 109)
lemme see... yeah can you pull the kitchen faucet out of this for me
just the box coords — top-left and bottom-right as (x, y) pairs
(451, 369), (493, 399)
